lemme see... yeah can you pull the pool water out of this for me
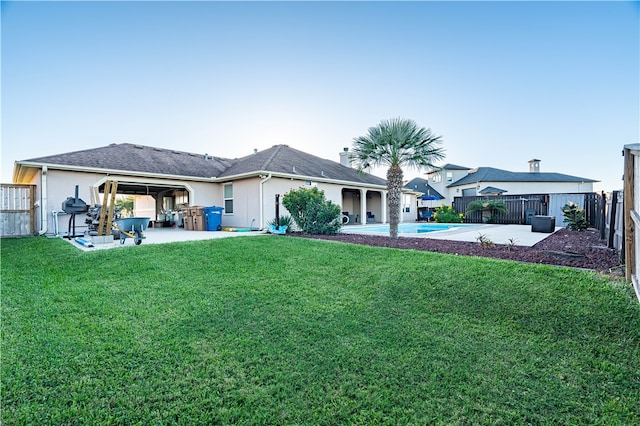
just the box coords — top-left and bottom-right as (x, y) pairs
(345, 223), (478, 234)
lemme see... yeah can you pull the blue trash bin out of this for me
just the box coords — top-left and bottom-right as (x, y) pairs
(203, 206), (224, 231)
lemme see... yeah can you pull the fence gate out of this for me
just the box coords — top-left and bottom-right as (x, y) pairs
(0, 184), (36, 237)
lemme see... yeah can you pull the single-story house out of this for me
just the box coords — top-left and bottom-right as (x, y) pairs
(12, 143), (418, 236)
(422, 159), (598, 206)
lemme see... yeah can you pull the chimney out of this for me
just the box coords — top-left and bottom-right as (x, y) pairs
(528, 159), (541, 173)
(339, 147), (351, 167)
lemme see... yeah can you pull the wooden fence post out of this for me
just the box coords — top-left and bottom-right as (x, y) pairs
(599, 191), (606, 240)
(609, 191), (618, 249)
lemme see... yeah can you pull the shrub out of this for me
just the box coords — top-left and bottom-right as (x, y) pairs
(433, 205), (464, 223)
(267, 215), (293, 233)
(476, 233), (494, 249)
(282, 187), (342, 235)
(561, 201), (589, 231)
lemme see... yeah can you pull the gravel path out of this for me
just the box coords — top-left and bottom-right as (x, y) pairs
(293, 228), (623, 276)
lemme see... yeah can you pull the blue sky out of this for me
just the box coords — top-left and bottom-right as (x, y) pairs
(2, 1), (638, 192)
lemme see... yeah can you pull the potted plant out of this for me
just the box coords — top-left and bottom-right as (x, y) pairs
(465, 199), (508, 223)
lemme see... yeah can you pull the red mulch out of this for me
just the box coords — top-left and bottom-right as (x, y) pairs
(292, 228), (623, 276)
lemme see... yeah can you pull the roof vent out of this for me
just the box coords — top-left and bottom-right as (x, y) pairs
(253, 149), (258, 155)
(204, 153), (209, 160)
(321, 171), (325, 177)
(293, 166), (296, 173)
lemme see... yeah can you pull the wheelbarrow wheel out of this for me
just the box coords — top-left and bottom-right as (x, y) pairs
(120, 236), (126, 245)
(134, 238), (142, 245)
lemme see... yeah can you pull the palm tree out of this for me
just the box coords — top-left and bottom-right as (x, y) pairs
(352, 118), (445, 239)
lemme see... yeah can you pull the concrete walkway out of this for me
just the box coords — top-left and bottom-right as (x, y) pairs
(63, 227), (266, 251)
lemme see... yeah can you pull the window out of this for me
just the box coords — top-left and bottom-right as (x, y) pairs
(223, 184), (233, 214)
(446, 172), (453, 182)
(402, 194), (412, 213)
(174, 190), (188, 205)
(432, 173), (442, 183)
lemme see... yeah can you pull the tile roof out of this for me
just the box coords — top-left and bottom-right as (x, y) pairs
(448, 167), (598, 187)
(19, 143), (387, 186)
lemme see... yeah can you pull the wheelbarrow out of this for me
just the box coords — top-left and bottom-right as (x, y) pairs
(113, 217), (150, 245)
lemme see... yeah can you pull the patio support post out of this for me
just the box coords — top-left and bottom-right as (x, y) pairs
(382, 190), (388, 224)
(359, 189), (367, 225)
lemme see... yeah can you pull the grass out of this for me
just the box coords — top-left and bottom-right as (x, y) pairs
(2, 235), (639, 425)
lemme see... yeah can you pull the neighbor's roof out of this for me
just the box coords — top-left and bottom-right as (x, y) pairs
(219, 144), (387, 186)
(448, 167), (598, 187)
(426, 163), (470, 174)
(15, 143), (387, 186)
(403, 177), (444, 199)
(479, 186), (508, 194)
(440, 163), (471, 171)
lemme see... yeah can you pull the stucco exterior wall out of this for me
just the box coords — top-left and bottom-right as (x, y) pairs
(29, 168), (221, 236)
(20, 165), (389, 235)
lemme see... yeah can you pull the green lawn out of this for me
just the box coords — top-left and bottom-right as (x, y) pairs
(2, 236), (639, 425)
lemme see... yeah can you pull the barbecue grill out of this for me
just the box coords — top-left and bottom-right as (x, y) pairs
(62, 185), (89, 238)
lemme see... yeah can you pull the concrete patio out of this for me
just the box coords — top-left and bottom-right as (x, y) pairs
(63, 223), (559, 252)
(342, 223), (560, 247)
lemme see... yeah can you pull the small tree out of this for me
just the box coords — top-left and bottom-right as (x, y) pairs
(282, 187), (342, 235)
(466, 199), (508, 223)
(115, 196), (135, 217)
(561, 201), (589, 231)
(351, 118), (444, 239)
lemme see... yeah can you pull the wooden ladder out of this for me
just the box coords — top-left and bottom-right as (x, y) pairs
(97, 180), (118, 236)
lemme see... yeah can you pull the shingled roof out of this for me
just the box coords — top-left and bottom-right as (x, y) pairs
(17, 143), (387, 186)
(219, 144), (386, 186)
(448, 167), (597, 187)
(20, 143), (233, 178)
(403, 177), (444, 199)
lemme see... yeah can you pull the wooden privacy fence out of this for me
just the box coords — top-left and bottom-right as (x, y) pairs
(0, 184), (36, 238)
(453, 191), (623, 252)
(623, 144), (640, 301)
(453, 194), (549, 225)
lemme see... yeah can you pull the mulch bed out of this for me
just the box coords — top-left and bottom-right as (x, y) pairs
(292, 228), (623, 277)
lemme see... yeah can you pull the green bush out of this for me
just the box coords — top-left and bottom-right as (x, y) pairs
(282, 187), (342, 235)
(433, 205), (464, 223)
(561, 201), (589, 231)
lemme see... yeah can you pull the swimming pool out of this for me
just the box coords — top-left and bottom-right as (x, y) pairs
(343, 223), (479, 235)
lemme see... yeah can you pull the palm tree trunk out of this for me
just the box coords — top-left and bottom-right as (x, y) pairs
(387, 164), (403, 239)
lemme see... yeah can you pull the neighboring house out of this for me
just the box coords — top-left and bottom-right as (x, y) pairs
(422, 159), (597, 206)
(404, 177), (445, 220)
(12, 143), (417, 236)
